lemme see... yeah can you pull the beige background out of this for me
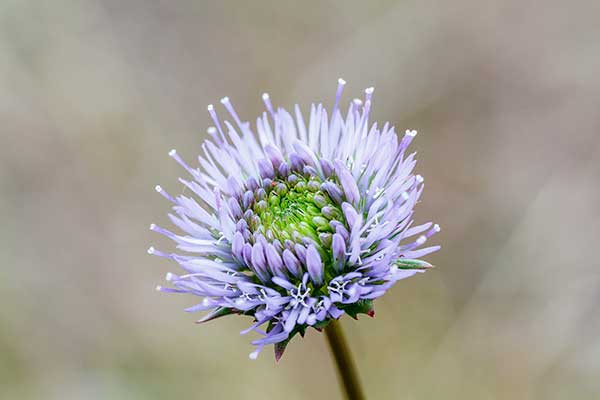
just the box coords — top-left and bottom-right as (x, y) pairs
(1, 1), (599, 399)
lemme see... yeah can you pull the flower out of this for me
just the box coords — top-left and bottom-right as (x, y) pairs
(149, 79), (440, 360)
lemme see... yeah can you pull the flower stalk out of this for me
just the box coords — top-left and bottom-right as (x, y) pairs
(325, 320), (366, 400)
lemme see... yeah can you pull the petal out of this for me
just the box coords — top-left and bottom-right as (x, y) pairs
(334, 160), (360, 206)
(305, 245), (324, 285)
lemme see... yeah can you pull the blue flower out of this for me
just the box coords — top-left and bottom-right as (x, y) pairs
(149, 79), (440, 360)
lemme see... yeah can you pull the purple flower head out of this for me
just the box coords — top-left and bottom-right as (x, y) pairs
(149, 79), (440, 360)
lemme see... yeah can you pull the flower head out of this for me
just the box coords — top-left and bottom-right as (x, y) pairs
(150, 80), (440, 359)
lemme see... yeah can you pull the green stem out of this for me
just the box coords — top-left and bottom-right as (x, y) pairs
(324, 320), (366, 400)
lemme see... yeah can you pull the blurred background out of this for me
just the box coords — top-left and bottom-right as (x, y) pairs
(1, 1), (599, 399)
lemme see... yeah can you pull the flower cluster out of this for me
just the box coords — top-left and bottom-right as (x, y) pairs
(149, 80), (440, 359)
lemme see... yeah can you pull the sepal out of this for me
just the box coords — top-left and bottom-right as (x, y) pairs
(195, 307), (238, 324)
(274, 328), (302, 362)
(338, 299), (374, 319)
(312, 318), (332, 331)
(393, 258), (434, 270)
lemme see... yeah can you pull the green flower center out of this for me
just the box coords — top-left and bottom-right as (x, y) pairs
(250, 175), (342, 251)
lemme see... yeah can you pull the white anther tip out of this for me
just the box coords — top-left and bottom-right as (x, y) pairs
(338, 78), (346, 85)
(406, 129), (418, 137)
(353, 98), (363, 105)
(155, 285), (163, 292)
(262, 93), (270, 100)
(220, 96), (229, 104)
(207, 126), (217, 134)
(365, 86), (374, 94)
(147, 246), (155, 254)
(149, 223), (157, 231)
(249, 350), (259, 360)
(168, 149), (177, 157)
(207, 104), (214, 111)
(433, 224), (441, 232)
(416, 175), (424, 183)
(165, 272), (174, 281)
(154, 185), (162, 193)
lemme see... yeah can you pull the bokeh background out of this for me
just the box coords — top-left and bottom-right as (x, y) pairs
(2, 1), (600, 399)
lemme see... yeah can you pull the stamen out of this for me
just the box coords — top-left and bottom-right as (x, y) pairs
(206, 126), (220, 143)
(425, 224), (441, 238)
(155, 185), (176, 203)
(168, 149), (198, 178)
(398, 129), (418, 153)
(207, 104), (227, 143)
(289, 282), (311, 307)
(373, 187), (385, 199)
(149, 224), (178, 241)
(364, 86), (374, 104)
(366, 215), (389, 233)
(262, 93), (276, 119)
(258, 288), (270, 309)
(249, 348), (262, 360)
(332, 78), (346, 118)
(147, 246), (172, 258)
(220, 96), (243, 128)
(363, 99), (372, 118)
(345, 248), (369, 265)
(314, 299), (325, 313)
